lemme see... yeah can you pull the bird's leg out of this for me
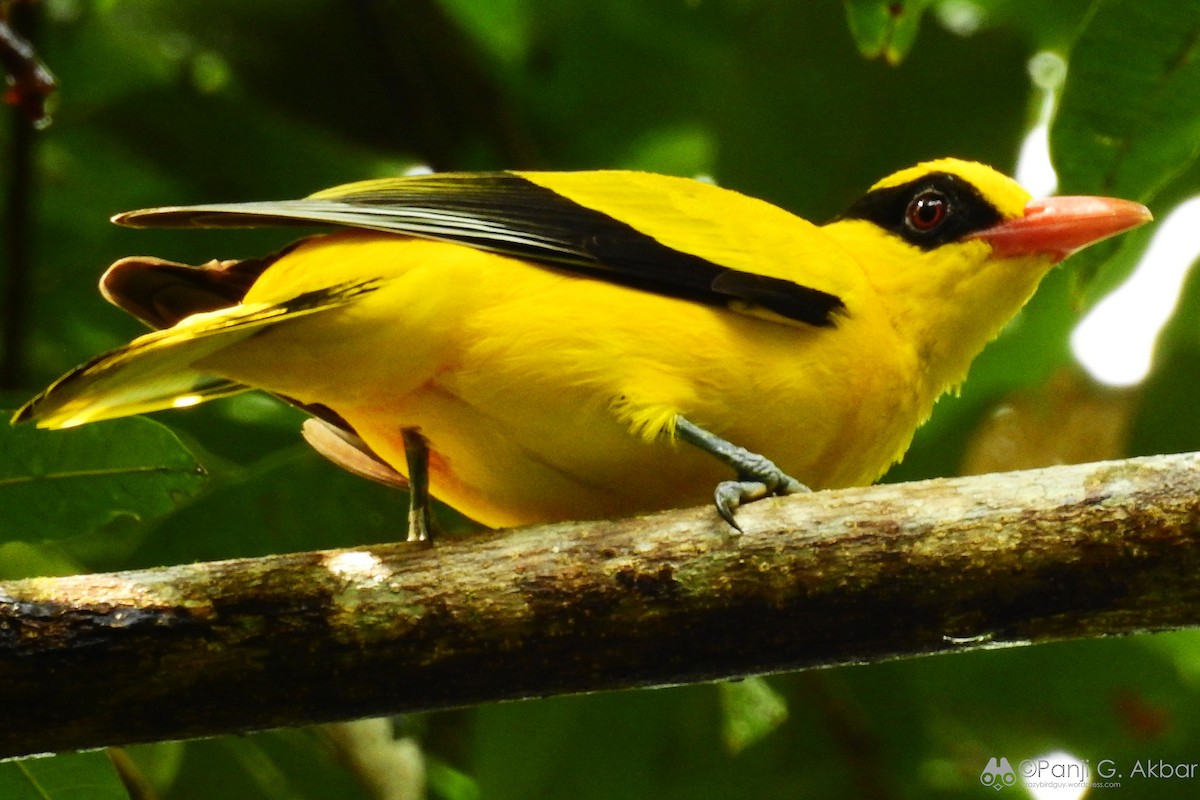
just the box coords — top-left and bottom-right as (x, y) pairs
(402, 427), (436, 543)
(673, 415), (810, 532)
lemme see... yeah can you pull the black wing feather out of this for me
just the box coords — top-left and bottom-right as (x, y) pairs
(115, 172), (845, 327)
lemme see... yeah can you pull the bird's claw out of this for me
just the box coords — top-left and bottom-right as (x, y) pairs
(672, 415), (810, 533)
(714, 468), (810, 533)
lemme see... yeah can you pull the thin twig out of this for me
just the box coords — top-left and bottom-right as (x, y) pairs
(0, 3), (56, 125)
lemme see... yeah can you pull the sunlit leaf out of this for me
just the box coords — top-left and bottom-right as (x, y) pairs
(718, 678), (789, 754)
(427, 757), (482, 800)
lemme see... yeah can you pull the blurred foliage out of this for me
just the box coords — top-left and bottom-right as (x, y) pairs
(843, 0), (935, 65)
(2, 0), (1200, 797)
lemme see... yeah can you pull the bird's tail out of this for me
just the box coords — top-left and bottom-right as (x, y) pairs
(13, 279), (379, 429)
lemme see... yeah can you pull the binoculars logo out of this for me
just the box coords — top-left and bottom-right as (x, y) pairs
(980, 757), (1017, 790)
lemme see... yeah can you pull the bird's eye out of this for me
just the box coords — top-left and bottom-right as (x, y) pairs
(905, 190), (949, 232)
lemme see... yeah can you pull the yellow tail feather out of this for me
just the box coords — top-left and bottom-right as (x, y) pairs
(13, 280), (379, 429)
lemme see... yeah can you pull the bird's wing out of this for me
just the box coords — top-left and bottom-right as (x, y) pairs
(114, 171), (845, 327)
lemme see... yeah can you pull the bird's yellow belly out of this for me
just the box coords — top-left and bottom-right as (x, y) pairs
(342, 302), (919, 529)
(339, 341), (921, 529)
(342, 383), (720, 527)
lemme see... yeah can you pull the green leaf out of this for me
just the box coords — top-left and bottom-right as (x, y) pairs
(427, 757), (482, 800)
(1050, 0), (1200, 292)
(0, 416), (208, 543)
(0, 752), (129, 800)
(842, 0), (934, 64)
(1052, 0), (1200, 202)
(718, 677), (790, 754)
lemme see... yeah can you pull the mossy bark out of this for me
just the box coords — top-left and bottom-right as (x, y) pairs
(2, 453), (1199, 758)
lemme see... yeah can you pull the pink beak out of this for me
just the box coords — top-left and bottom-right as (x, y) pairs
(968, 196), (1153, 263)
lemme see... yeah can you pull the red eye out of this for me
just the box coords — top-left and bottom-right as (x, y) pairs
(906, 191), (948, 232)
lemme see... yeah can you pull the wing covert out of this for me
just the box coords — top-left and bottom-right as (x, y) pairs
(114, 171), (846, 327)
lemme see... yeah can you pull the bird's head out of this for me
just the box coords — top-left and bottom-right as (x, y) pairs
(822, 158), (1151, 394)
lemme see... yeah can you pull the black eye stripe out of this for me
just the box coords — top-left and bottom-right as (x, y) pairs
(839, 172), (1004, 249)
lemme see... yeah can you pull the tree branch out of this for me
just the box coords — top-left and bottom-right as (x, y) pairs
(3, 452), (1199, 759)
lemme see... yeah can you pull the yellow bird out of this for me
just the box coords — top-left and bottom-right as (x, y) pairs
(13, 159), (1150, 539)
